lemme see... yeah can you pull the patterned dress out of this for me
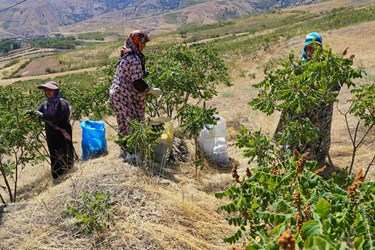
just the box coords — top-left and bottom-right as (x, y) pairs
(109, 39), (147, 137)
(275, 101), (337, 167)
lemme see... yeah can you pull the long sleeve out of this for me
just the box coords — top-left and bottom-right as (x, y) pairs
(132, 78), (149, 92)
(38, 101), (69, 124)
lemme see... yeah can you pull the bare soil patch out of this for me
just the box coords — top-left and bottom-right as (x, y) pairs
(291, 0), (375, 13)
(18, 56), (63, 77)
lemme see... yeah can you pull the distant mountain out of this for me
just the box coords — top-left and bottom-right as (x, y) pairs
(0, 0), (322, 39)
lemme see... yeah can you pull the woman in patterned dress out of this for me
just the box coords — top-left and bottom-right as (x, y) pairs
(109, 30), (160, 158)
(275, 33), (340, 167)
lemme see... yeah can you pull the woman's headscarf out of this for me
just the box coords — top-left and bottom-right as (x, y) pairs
(38, 81), (61, 116)
(47, 89), (61, 116)
(301, 32), (322, 60)
(118, 30), (149, 71)
(121, 30), (150, 56)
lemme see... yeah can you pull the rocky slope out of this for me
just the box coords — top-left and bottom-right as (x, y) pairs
(0, 0), (321, 39)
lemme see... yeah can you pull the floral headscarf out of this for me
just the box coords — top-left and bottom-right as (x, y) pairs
(121, 30), (149, 55)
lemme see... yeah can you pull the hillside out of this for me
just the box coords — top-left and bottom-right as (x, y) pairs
(0, 0), (322, 39)
(1, 0), (375, 249)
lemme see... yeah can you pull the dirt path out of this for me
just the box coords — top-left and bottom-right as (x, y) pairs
(0, 67), (98, 86)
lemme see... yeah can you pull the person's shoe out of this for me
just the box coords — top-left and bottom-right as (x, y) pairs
(124, 153), (141, 165)
(52, 177), (64, 185)
(119, 149), (126, 157)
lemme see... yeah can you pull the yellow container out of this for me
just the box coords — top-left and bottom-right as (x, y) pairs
(150, 117), (174, 163)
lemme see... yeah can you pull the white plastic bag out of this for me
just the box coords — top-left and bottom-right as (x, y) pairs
(198, 116), (230, 165)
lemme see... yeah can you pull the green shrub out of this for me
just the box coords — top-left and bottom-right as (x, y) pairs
(26, 36), (81, 49)
(216, 44), (375, 249)
(115, 119), (163, 163)
(64, 191), (115, 234)
(77, 32), (119, 41)
(0, 39), (21, 53)
(0, 87), (46, 204)
(221, 87), (235, 98)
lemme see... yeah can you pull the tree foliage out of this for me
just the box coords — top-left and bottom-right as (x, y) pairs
(146, 44), (231, 118)
(0, 87), (47, 204)
(216, 47), (375, 248)
(0, 44), (230, 202)
(0, 39), (21, 54)
(26, 36), (82, 49)
(217, 126), (375, 249)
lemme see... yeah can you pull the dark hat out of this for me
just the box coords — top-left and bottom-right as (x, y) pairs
(37, 81), (59, 90)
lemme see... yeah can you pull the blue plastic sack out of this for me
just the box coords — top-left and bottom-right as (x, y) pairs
(80, 120), (108, 161)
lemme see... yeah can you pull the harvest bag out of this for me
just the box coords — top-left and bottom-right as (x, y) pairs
(80, 120), (108, 160)
(198, 115), (230, 165)
(150, 117), (174, 163)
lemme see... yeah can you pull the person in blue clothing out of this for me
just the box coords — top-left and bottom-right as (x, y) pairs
(28, 81), (75, 179)
(275, 32), (339, 167)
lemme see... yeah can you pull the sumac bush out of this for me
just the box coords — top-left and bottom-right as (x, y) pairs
(216, 47), (375, 248)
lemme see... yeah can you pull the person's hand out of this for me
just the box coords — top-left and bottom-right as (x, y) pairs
(148, 87), (162, 96)
(34, 111), (43, 118)
(60, 129), (72, 141)
(24, 110), (34, 122)
(25, 110), (42, 121)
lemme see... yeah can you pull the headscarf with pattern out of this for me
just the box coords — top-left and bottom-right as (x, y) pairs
(121, 30), (149, 55)
(118, 30), (149, 70)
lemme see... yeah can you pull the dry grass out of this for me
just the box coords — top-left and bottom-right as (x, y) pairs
(291, 0), (375, 13)
(0, 49), (56, 64)
(55, 42), (119, 70)
(0, 118), (237, 249)
(0, 67), (98, 87)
